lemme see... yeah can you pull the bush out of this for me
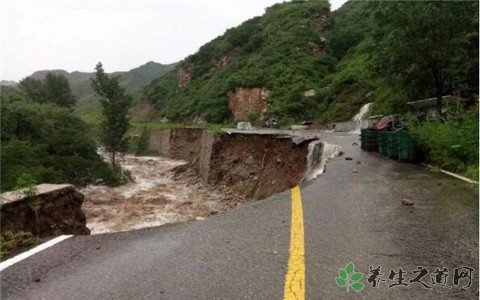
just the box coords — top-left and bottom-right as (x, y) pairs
(131, 127), (149, 156)
(15, 173), (38, 198)
(0, 231), (39, 257)
(1, 98), (113, 191)
(106, 166), (133, 186)
(407, 108), (479, 181)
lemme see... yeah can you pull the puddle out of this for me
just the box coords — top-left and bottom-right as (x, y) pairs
(81, 153), (227, 234)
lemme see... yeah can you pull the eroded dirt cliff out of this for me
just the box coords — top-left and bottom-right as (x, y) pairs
(228, 87), (270, 121)
(1, 184), (90, 237)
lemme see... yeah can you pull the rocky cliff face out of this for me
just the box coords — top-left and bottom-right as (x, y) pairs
(228, 87), (270, 122)
(143, 1), (332, 123)
(1, 184), (90, 237)
(177, 65), (193, 89)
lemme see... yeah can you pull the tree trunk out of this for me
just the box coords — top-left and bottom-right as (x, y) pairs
(437, 88), (443, 117)
(111, 152), (116, 168)
(431, 66), (444, 117)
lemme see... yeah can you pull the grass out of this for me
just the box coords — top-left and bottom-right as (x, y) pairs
(0, 231), (40, 257)
(407, 108), (479, 181)
(129, 119), (236, 133)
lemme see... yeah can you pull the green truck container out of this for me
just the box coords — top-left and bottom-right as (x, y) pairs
(377, 132), (389, 156)
(386, 131), (399, 159)
(376, 130), (418, 161)
(360, 128), (379, 152)
(397, 131), (418, 162)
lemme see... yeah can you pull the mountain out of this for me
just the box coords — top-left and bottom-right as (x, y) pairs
(28, 61), (176, 112)
(144, 0), (334, 123)
(144, 0), (478, 124)
(0, 80), (18, 87)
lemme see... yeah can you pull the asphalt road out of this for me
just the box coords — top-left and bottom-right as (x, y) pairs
(1, 132), (478, 299)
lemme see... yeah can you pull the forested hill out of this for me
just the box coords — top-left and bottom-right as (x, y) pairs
(28, 61), (176, 112)
(319, 0), (478, 122)
(144, 0), (333, 123)
(143, 0), (478, 124)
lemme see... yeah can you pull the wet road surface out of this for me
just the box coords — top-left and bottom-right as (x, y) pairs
(1, 132), (478, 299)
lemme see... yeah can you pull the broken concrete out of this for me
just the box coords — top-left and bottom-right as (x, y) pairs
(148, 128), (203, 161)
(147, 128), (334, 201)
(204, 133), (310, 199)
(83, 128), (340, 234)
(1, 184), (90, 237)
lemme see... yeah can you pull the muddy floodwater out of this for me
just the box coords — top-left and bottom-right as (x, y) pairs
(81, 154), (228, 234)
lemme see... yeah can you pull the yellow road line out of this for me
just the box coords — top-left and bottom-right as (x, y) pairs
(283, 185), (305, 300)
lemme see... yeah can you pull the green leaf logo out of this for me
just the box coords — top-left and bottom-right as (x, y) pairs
(335, 262), (365, 293)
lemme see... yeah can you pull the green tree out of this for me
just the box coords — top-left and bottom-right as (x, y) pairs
(18, 73), (76, 108)
(91, 62), (132, 167)
(1, 97), (111, 192)
(18, 77), (45, 103)
(134, 127), (149, 156)
(44, 73), (76, 108)
(369, 1), (478, 115)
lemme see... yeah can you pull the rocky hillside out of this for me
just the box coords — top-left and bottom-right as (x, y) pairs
(144, 0), (333, 123)
(143, 0), (478, 124)
(29, 61), (176, 112)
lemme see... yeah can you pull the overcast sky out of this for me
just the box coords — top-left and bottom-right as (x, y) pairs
(1, 0), (348, 81)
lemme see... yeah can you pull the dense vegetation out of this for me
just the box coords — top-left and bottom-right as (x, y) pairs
(1, 0), (477, 181)
(0, 93), (113, 192)
(144, 0), (478, 124)
(408, 107), (478, 180)
(320, 0), (478, 121)
(145, 0), (334, 123)
(324, 0), (479, 180)
(19, 73), (76, 108)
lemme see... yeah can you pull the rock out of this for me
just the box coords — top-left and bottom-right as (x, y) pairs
(272, 250), (278, 255)
(1, 184), (90, 237)
(245, 155), (255, 165)
(236, 122), (253, 130)
(352, 169), (359, 173)
(338, 151), (344, 156)
(276, 158), (282, 163)
(356, 161), (361, 164)
(352, 142), (358, 146)
(402, 198), (414, 205)
(345, 157), (353, 161)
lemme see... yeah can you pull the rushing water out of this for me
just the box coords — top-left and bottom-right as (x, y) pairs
(303, 141), (340, 181)
(81, 153), (227, 234)
(351, 103), (372, 133)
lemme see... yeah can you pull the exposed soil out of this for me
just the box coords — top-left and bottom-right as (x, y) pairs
(177, 65), (193, 89)
(81, 129), (321, 234)
(1, 184), (89, 237)
(81, 154), (241, 234)
(228, 87), (270, 121)
(169, 128), (204, 160)
(185, 133), (310, 200)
